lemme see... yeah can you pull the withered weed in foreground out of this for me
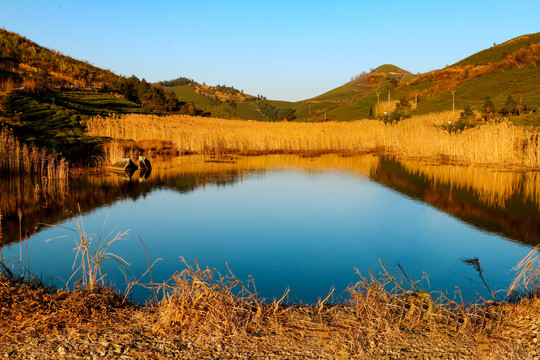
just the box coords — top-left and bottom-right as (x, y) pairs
(508, 244), (540, 301)
(45, 207), (131, 293)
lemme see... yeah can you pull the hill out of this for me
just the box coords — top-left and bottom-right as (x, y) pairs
(454, 33), (540, 66)
(2, 28), (540, 162)
(274, 32), (540, 123)
(0, 29), (207, 162)
(159, 77), (297, 121)
(0, 28), (205, 115)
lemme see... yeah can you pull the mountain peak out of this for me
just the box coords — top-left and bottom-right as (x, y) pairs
(372, 64), (408, 74)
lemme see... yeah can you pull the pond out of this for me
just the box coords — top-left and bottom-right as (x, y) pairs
(1, 154), (539, 304)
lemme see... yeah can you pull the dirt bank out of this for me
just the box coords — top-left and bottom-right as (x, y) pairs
(1, 274), (539, 359)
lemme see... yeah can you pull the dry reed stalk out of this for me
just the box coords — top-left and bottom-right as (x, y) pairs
(101, 141), (126, 165)
(508, 244), (540, 300)
(0, 126), (69, 179)
(86, 112), (540, 169)
(46, 209), (130, 292)
(150, 259), (506, 357)
(155, 257), (263, 336)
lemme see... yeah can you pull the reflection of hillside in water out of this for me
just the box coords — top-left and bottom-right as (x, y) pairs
(1, 154), (539, 247)
(372, 158), (540, 246)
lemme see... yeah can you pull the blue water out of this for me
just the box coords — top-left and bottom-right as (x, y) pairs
(1, 168), (531, 304)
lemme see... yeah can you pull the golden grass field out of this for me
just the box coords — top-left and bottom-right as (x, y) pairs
(86, 111), (540, 169)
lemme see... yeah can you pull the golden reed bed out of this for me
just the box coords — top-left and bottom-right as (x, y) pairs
(0, 126), (69, 179)
(86, 112), (540, 169)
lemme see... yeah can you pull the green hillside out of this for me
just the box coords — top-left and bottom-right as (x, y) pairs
(455, 33), (540, 66)
(414, 66), (540, 115)
(282, 64), (414, 121)
(161, 79), (299, 121)
(3, 26), (540, 163)
(279, 33), (540, 123)
(3, 90), (149, 160)
(0, 29), (206, 163)
(168, 85), (265, 121)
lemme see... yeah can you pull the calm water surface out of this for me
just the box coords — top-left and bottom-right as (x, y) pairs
(1, 155), (538, 303)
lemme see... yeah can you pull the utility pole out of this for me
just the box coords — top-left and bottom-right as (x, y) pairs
(324, 109), (327, 121)
(376, 91), (380, 117)
(451, 89), (455, 117)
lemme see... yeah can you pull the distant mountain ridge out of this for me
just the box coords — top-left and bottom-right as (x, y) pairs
(1, 29), (540, 124)
(156, 32), (540, 122)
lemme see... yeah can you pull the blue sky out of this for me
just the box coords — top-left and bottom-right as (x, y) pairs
(1, 1), (539, 101)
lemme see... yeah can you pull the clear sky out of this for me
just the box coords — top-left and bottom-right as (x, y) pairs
(1, 1), (539, 101)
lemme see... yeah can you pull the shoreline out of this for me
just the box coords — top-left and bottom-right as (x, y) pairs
(1, 269), (539, 359)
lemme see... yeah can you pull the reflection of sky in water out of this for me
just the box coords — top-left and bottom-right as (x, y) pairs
(2, 169), (532, 304)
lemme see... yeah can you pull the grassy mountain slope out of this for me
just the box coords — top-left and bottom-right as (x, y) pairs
(286, 65), (415, 121)
(168, 84), (268, 121)
(0, 28), (117, 90)
(161, 79), (300, 121)
(455, 33), (540, 66)
(0, 29), (209, 163)
(283, 33), (540, 122)
(414, 66), (540, 115)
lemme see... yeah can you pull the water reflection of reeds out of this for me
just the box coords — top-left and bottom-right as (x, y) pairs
(86, 154), (381, 186)
(373, 158), (540, 246)
(399, 160), (540, 210)
(1, 153), (540, 248)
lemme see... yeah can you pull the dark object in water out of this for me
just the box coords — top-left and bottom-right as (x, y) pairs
(109, 158), (138, 174)
(139, 167), (152, 181)
(139, 156), (152, 170)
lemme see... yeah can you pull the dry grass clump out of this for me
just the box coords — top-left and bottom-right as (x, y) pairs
(347, 270), (503, 342)
(0, 270), (130, 337)
(86, 112), (540, 169)
(152, 258), (509, 355)
(147, 259), (530, 357)
(154, 258), (266, 336)
(508, 244), (540, 301)
(48, 209), (131, 293)
(0, 126), (69, 178)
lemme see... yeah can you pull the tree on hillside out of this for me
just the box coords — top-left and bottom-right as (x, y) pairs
(159, 77), (195, 87)
(459, 105), (475, 120)
(165, 90), (182, 112)
(500, 95), (518, 117)
(395, 96), (411, 111)
(481, 96), (496, 121)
